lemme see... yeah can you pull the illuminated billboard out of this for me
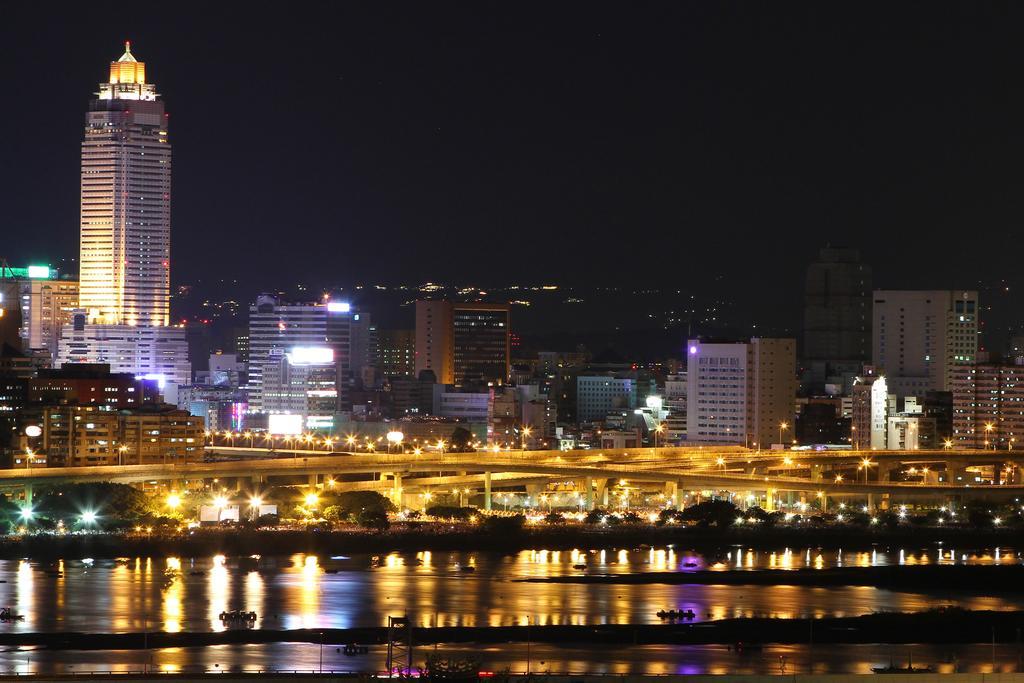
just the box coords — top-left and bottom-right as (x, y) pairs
(287, 346), (334, 365)
(27, 266), (51, 279)
(327, 301), (351, 313)
(268, 413), (304, 435)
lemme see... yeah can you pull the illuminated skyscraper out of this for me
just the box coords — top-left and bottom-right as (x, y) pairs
(58, 43), (188, 386)
(79, 42), (171, 327)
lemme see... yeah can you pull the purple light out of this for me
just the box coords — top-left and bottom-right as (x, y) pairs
(688, 345), (698, 355)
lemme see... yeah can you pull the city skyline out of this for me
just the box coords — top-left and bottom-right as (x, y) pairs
(4, 7), (1024, 676)
(2, 3), (1022, 330)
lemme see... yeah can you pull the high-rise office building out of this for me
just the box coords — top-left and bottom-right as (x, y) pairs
(79, 42), (170, 327)
(415, 301), (510, 386)
(57, 43), (188, 384)
(247, 296), (328, 412)
(247, 295), (361, 414)
(872, 290), (978, 396)
(802, 247), (871, 392)
(685, 338), (797, 447)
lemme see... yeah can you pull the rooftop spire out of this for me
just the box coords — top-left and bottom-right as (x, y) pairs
(104, 41), (152, 98)
(118, 40), (136, 63)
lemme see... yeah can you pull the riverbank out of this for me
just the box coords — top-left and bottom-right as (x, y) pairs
(2, 609), (1023, 650)
(3, 524), (1024, 561)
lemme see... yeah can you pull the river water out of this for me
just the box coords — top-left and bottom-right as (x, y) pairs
(0, 545), (1019, 633)
(0, 545), (1020, 673)
(2, 643), (1024, 676)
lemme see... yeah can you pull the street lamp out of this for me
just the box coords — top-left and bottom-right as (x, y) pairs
(386, 431), (404, 453)
(304, 492), (319, 516)
(521, 426), (532, 451)
(654, 423), (665, 449)
(118, 444), (129, 466)
(985, 423), (995, 450)
(779, 421), (789, 447)
(249, 496), (263, 521)
(860, 458), (875, 484)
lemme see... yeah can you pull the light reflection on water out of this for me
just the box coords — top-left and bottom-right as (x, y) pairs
(0, 642), (1022, 675)
(0, 547), (1016, 634)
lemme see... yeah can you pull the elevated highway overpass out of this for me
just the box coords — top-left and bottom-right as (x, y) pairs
(3, 445), (1024, 511)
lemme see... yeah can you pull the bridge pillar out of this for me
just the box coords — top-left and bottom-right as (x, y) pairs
(584, 477), (594, 510)
(673, 482), (682, 509)
(23, 484), (32, 506)
(879, 493), (890, 510)
(765, 489), (776, 512)
(818, 493), (827, 514)
(392, 473), (403, 507)
(308, 473), (318, 488)
(662, 481), (678, 509)
(484, 472), (492, 511)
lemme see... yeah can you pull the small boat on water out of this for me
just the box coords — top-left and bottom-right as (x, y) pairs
(0, 607), (24, 621)
(458, 565), (476, 573)
(656, 608), (696, 620)
(573, 563), (587, 570)
(219, 610), (257, 628)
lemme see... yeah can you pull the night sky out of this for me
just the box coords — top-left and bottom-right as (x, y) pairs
(2, 2), (1023, 336)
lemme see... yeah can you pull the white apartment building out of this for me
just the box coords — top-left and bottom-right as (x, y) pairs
(56, 313), (190, 386)
(685, 338), (796, 447)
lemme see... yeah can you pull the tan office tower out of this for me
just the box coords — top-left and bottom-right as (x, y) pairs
(79, 41), (171, 327)
(415, 301), (510, 386)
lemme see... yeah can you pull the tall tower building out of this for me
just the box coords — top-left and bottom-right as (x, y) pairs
(58, 43), (188, 386)
(79, 42), (171, 327)
(802, 247), (872, 393)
